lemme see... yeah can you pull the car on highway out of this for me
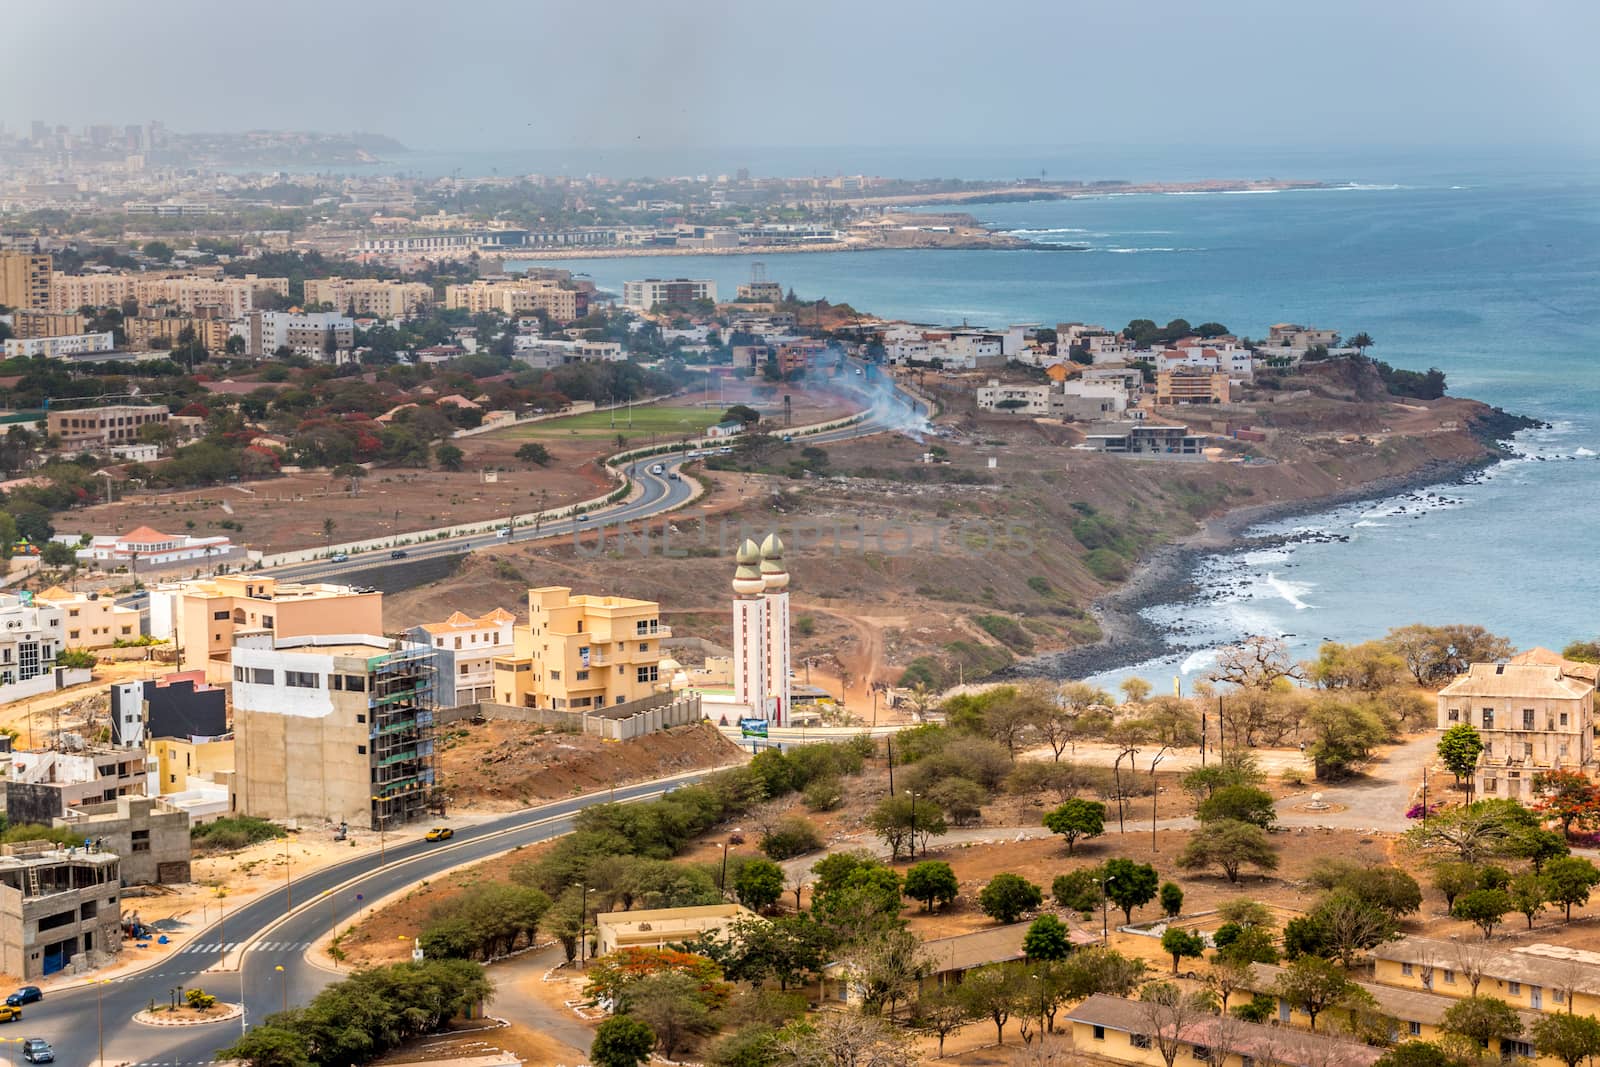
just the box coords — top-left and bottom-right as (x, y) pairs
(496, 528), (512, 538)
(390, 549), (408, 559)
(5, 988), (40, 1007)
(21, 1037), (51, 1063)
(331, 553), (349, 563)
(424, 827), (454, 842)
(0, 1004), (22, 1023)
(649, 463), (664, 475)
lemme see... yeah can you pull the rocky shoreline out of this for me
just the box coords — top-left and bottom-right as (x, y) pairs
(1005, 440), (1526, 683)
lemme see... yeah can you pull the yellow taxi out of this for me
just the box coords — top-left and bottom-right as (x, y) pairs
(424, 827), (454, 842)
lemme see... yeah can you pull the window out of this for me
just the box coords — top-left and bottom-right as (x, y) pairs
(1409, 1021), (1422, 1036)
(1504, 1040), (1533, 1058)
(357, 714), (365, 724)
(343, 674), (366, 692)
(550, 670), (561, 681)
(454, 637), (462, 649)
(1555, 989), (1566, 1004)
(1509, 982), (1521, 995)
(67, 630), (80, 640)
(576, 670), (590, 681)
(460, 664), (470, 675)
(1524, 709), (1535, 730)
(1444, 969), (1456, 984)
(131, 829), (150, 853)
(1092, 1025), (1105, 1041)
(637, 665), (658, 683)
(1561, 713), (1569, 726)
(1482, 708), (1495, 729)
(251, 668), (274, 685)
(1401, 963), (1413, 976)
(357, 745), (367, 755)
(1131, 1034), (1151, 1050)
(285, 670), (319, 689)
(213, 610), (230, 620)
(1191, 1046), (1211, 1060)
(638, 642), (649, 652)
(1484, 778), (1498, 793)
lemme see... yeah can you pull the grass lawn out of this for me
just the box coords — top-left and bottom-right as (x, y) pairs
(499, 403), (724, 439)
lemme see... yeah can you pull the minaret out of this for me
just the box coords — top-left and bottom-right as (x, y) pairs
(759, 533), (791, 726)
(731, 538), (768, 716)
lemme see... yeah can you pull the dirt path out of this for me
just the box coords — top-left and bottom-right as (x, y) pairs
(486, 946), (593, 1063)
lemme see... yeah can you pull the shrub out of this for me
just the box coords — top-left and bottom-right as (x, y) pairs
(973, 614), (1034, 654)
(978, 872), (1043, 923)
(191, 816), (286, 853)
(184, 988), (217, 1010)
(802, 777), (844, 812)
(1084, 548), (1129, 582)
(761, 816), (823, 860)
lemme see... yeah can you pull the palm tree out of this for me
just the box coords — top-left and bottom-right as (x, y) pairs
(1349, 332), (1374, 357)
(323, 517), (336, 545)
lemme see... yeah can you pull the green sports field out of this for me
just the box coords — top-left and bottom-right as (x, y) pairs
(498, 403), (725, 439)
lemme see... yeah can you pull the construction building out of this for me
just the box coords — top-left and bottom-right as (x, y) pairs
(147, 575), (383, 676)
(5, 748), (149, 823)
(492, 587), (667, 711)
(232, 633), (438, 831)
(1154, 366), (1231, 405)
(54, 796), (191, 885)
(0, 841), (122, 978)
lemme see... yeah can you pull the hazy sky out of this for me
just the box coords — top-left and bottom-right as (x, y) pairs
(6, 0), (1597, 156)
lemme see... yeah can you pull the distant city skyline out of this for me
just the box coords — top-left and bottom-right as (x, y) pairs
(5, 0), (1597, 159)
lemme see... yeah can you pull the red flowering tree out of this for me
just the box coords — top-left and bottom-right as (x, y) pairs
(584, 947), (728, 1008)
(1533, 769), (1600, 836)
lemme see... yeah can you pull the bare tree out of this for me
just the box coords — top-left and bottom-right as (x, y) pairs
(846, 927), (933, 1019)
(777, 1011), (915, 1067)
(1450, 938), (1491, 997)
(1210, 635), (1304, 690)
(1008, 1036), (1077, 1067)
(1204, 957), (1257, 1012)
(1138, 981), (1215, 1067)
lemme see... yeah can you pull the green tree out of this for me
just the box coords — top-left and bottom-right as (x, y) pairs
(1196, 785), (1277, 828)
(516, 441), (552, 465)
(1055, 946), (1146, 1000)
(958, 962), (1029, 1046)
(1022, 914), (1072, 962)
(1042, 798), (1105, 855)
(592, 1016), (658, 1067)
(1373, 1042), (1465, 1067)
(1052, 868), (1104, 914)
(1177, 819), (1279, 883)
(1437, 724), (1485, 789)
(215, 1024), (313, 1067)
(1452, 888), (1512, 939)
(623, 971), (716, 1060)
(977, 872), (1042, 924)
(866, 793), (946, 860)
(735, 859), (785, 912)
(903, 861), (959, 912)
(1508, 870), (1548, 929)
(1432, 861), (1478, 910)
(1160, 927), (1206, 976)
(1273, 955), (1355, 1031)
(915, 985), (974, 1058)
(1440, 994), (1522, 1050)
(1159, 881), (1184, 918)
(1543, 856), (1600, 921)
(435, 442), (465, 471)
(1532, 1011), (1600, 1067)
(1102, 858), (1159, 923)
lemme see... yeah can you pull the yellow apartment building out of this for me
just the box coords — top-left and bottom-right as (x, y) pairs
(302, 278), (434, 319)
(11, 310), (85, 338)
(1155, 367), (1231, 405)
(33, 586), (141, 649)
(493, 586), (666, 710)
(123, 314), (233, 353)
(150, 736), (235, 794)
(444, 278), (584, 323)
(1374, 937), (1600, 1017)
(0, 252), (52, 309)
(148, 575), (384, 675)
(1437, 655), (1596, 801)
(1066, 994), (1382, 1067)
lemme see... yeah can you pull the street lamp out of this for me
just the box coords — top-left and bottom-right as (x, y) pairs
(370, 795), (388, 862)
(719, 838), (737, 894)
(578, 883), (592, 966)
(95, 977), (111, 1064)
(215, 886), (228, 968)
(1093, 875), (1116, 945)
(1150, 745), (1171, 853)
(275, 964), (287, 1015)
(284, 833), (293, 910)
(905, 790), (922, 858)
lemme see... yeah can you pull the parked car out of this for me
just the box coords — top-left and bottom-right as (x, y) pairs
(331, 553), (348, 563)
(390, 549), (408, 559)
(5, 988), (40, 1007)
(21, 1037), (51, 1063)
(424, 827), (454, 842)
(0, 1004), (22, 1023)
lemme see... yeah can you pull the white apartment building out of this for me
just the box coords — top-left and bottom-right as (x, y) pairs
(237, 310), (355, 359)
(976, 380), (1050, 415)
(410, 609), (515, 707)
(1052, 379), (1131, 420)
(883, 326), (1004, 370)
(1162, 340), (1255, 380)
(74, 525), (239, 571)
(0, 593), (65, 702)
(622, 278), (717, 310)
(512, 337), (624, 369)
(3, 332), (115, 358)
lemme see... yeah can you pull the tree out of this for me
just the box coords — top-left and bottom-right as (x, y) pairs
(592, 1017), (657, 1067)
(216, 1025), (313, 1067)
(516, 441), (552, 465)
(1437, 724), (1485, 789)
(1196, 785), (1277, 829)
(1384, 624), (1514, 685)
(1213, 923), (1280, 966)
(1532, 1011), (1600, 1067)
(435, 443), (465, 471)
(1160, 927), (1205, 976)
(1310, 889), (1398, 967)
(1373, 1042), (1464, 1067)
(1304, 698), (1391, 780)
(1138, 981), (1216, 1067)
(776, 1011), (914, 1067)
(40, 541), (76, 567)
(1023, 914), (1073, 962)
(1102, 858), (1159, 923)
(735, 859), (785, 912)
(1543, 856), (1600, 921)
(1452, 889), (1512, 939)
(1159, 881), (1184, 918)
(1406, 800), (1535, 864)
(1205, 955), (1257, 1012)
(1177, 819), (1279, 883)
(847, 927), (931, 1018)
(1311, 861), (1422, 918)
(810, 865), (903, 945)
(926, 777), (986, 827)
(321, 516), (336, 545)
(1432, 862), (1478, 911)
(1052, 868), (1104, 914)
(867, 793), (946, 860)
(1209, 635), (1301, 688)
(958, 963), (1029, 1046)
(1508, 870), (1548, 929)
(978, 873), (1042, 924)
(915, 985), (974, 1058)
(1273, 955), (1354, 1031)
(1042, 798), (1105, 855)
(1055, 946), (1146, 1001)
(723, 404), (761, 426)
(1349, 332), (1374, 355)
(903, 861), (959, 912)
(1440, 995), (1522, 1050)
(623, 971), (717, 1059)
(1533, 769), (1600, 836)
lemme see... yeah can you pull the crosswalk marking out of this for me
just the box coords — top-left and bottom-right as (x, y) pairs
(172, 940), (310, 954)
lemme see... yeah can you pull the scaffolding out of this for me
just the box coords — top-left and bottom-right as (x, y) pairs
(366, 642), (438, 831)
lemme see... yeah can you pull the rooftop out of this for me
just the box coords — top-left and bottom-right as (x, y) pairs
(1066, 994), (1382, 1067)
(1437, 661), (1594, 701)
(1374, 936), (1600, 996)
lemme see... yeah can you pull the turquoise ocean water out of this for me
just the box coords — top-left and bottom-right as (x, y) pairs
(510, 174), (1600, 687)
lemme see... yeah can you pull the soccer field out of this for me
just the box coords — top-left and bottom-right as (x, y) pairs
(500, 403), (724, 439)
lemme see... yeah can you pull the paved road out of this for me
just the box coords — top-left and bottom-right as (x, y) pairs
(32, 770), (717, 1067)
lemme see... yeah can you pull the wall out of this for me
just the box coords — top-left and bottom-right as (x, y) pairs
(438, 691), (702, 741)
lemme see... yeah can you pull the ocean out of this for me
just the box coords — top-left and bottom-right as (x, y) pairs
(508, 173), (1600, 689)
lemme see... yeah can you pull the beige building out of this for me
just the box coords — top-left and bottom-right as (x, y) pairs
(49, 272), (288, 316)
(147, 575), (384, 675)
(1437, 652), (1597, 801)
(33, 586), (141, 649)
(10, 310), (84, 338)
(0, 841), (122, 979)
(0, 252), (52, 310)
(493, 586), (667, 711)
(595, 904), (757, 957)
(54, 795), (191, 885)
(444, 278), (586, 323)
(303, 277), (434, 319)
(1155, 367), (1231, 405)
(123, 313), (233, 353)
(1067, 994), (1382, 1067)
(46, 404), (168, 447)
(232, 633), (438, 830)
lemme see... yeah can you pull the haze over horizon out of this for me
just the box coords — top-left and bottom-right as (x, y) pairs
(6, 0), (1599, 171)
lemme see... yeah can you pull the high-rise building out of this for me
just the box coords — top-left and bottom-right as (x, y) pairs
(731, 534), (792, 724)
(0, 252), (52, 310)
(622, 278), (717, 310)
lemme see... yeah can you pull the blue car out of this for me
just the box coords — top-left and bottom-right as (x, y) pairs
(6, 987), (40, 1007)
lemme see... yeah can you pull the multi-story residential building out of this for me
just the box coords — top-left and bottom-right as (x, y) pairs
(3, 331), (115, 358)
(976, 380), (1050, 415)
(511, 337), (624, 369)
(735, 280), (784, 303)
(149, 735), (234, 796)
(1268, 323), (1341, 349)
(239, 309), (355, 359)
(0, 593), (64, 701)
(410, 608), (515, 708)
(0, 252), (52, 309)
(492, 586), (667, 711)
(1083, 422), (1205, 455)
(123, 313), (233, 353)
(147, 574), (384, 675)
(33, 586), (140, 649)
(75, 525), (239, 572)
(110, 669), (227, 748)
(0, 841), (123, 978)
(1436, 652), (1596, 801)
(9, 310), (84, 338)
(622, 278), (717, 310)
(47, 272), (288, 316)
(232, 633), (438, 830)
(54, 796), (191, 885)
(47, 404), (168, 447)
(303, 277), (434, 319)
(1155, 367), (1231, 405)
(5, 748), (148, 822)
(444, 277), (588, 323)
